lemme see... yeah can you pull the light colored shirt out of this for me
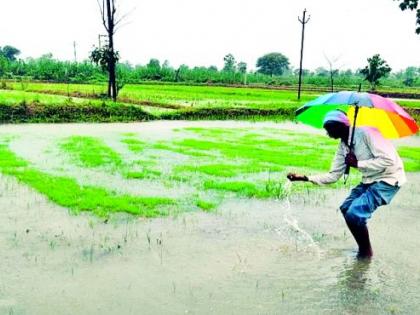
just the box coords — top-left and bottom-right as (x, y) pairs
(308, 127), (406, 187)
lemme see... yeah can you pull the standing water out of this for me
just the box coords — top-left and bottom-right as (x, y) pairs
(0, 121), (419, 315)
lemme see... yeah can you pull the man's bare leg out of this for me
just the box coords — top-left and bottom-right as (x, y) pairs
(345, 220), (373, 259)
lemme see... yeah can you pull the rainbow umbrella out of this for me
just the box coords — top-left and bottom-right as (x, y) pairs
(296, 91), (419, 181)
(296, 91), (418, 139)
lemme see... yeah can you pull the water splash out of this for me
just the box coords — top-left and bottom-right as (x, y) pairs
(279, 179), (322, 256)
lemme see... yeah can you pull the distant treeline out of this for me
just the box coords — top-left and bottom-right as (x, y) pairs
(1, 53), (419, 89)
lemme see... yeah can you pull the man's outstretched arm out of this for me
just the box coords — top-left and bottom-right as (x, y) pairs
(287, 144), (347, 185)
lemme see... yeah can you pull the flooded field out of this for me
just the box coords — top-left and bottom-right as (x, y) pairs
(0, 121), (419, 315)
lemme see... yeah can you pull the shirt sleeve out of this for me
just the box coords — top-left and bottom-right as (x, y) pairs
(357, 128), (395, 171)
(308, 143), (347, 185)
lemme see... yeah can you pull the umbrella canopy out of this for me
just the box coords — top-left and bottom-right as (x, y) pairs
(296, 91), (419, 139)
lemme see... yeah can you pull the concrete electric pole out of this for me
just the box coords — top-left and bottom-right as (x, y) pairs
(297, 9), (310, 100)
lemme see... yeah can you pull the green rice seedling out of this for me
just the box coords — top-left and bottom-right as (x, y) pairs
(196, 199), (217, 212)
(0, 90), (153, 123)
(265, 174), (288, 199)
(183, 127), (245, 138)
(396, 100), (420, 109)
(59, 136), (122, 168)
(203, 180), (273, 199)
(60, 136), (162, 179)
(398, 146), (420, 171)
(0, 143), (175, 217)
(121, 138), (145, 153)
(153, 142), (215, 157)
(168, 174), (191, 183)
(172, 138), (334, 170)
(118, 84), (314, 109)
(175, 162), (283, 178)
(175, 164), (242, 178)
(124, 169), (162, 179)
(133, 159), (157, 167)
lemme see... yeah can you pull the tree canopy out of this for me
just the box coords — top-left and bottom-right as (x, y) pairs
(0, 45), (21, 61)
(360, 54), (392, 90)
(237, 62), (247, 74)
(395, 0), (420, 34)
(223, 54), (236, 72)
(256, 53), (290, 77)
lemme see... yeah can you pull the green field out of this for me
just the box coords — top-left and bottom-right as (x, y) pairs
(3, 82), (317, 108)
(0, 125), (418, 218)
(0, 83), (418, 215)
(1, 82), (419, 123)
(3, 82), (420, 108)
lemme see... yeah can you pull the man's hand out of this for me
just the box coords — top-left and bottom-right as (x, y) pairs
(345, 152), (358, 168)
(287, 173), (308, 182)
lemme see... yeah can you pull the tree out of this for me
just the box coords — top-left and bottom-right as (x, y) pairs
(293, 68), (310, 76)
(360, 54), (392, 90)
(147, 58), (161, 70)
(324, 53), (341, 92)
(162, 60), (170, 69)
(90, 46), (120, 72)
(0, 45), (20, 61)
(223, 54), (236, 72)
(256, 52), (289, 77)
(402, 66), (419, 86)
(0, 55), (10, 77)
(92, 0), (127, 101)
(237, 62), (247, 74)
(145, 58), (162, 80)
(394, 0), (420, 34)
(315, 67), (328, 76)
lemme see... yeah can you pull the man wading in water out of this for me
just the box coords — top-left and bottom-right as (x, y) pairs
(287, 110), (406, 259)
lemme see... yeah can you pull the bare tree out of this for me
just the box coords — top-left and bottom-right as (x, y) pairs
(93, 0), (129, 101)
(323, 53), (342, 92)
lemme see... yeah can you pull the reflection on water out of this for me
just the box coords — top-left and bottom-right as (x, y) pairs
(338, 258), (373, 313)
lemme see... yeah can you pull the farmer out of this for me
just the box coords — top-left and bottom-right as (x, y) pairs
(287, 110), (406, 258)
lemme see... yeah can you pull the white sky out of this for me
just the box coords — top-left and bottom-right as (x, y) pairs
(1, 0), (419, 71)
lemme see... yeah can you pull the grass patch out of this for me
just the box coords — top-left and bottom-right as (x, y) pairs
(60, 136), (162, 179)
(398, 146), (420, 171)
(2, 84), (418, 123)
(0, 90), (153, 123)
(121, 137), (145, 153)
(196, 199), (217, 212)
(175, 163), (282, 178)
(125, 169), (162, 179)
(153, 142), (215, 157)
(0, 143), (175, 217)
(172, 137), (334, 170)
(60, 136), (122, 168)
(1, 126), (415, 219)
(395, 99), (420, 109)
(203, 180), (277, 199)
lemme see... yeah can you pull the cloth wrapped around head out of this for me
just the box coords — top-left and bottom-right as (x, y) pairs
(323, 110), (350, 126)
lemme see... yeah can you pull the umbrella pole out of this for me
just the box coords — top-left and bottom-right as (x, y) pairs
(344, 105), (359, 183)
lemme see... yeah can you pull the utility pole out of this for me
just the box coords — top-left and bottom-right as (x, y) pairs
(297, 9), (310, 100)
(98, 34), (107, 49)
(73, 41), (77, 62)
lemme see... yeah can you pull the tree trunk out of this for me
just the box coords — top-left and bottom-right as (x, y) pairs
(330, 72), (334, 92)
(106, 0), (117, 101)
(175, 67), (180, 82)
